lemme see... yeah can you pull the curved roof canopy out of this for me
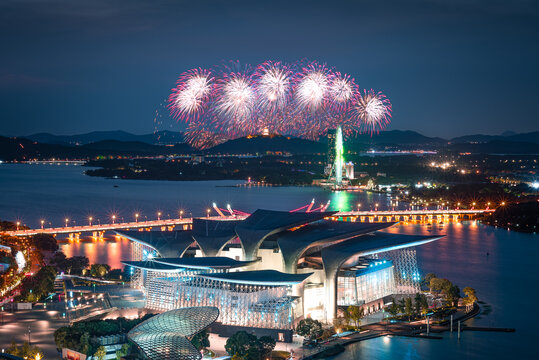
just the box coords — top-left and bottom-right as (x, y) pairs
(121, 260), (186, 273)
(321, 232), (443, 275)
(277, 220), (394, 272)
(238, 209), (335, 231)
(235, 209), (336, 260)
(153, 256), (257, 270)
(115, 230), (194, 258)
(128, 307), (219, 360)
(197, 269), (312, 286)
(191, 218), (242, 257)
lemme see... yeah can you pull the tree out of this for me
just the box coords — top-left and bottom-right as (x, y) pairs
(32, 233), (59, 252)
(116, 343), (130, 360)
(443, 284), (460, 307)
(50, 251), (68, 272)
(68, 256), (90, 275)
(225, 331), (258, 358)
(258, 336), (275, 358)
(6, 341), (43, 359)
(404, 297), (414, 321)
(94, 346), (107, 360)
(190, 329), (210, 351)
(424, 273), (437, 286)
(462, 287), (478, 311)
(90, 264), (111, 278)
(345, 305), (364, 329)
(296, 318), (323, 340)
(386, 300), (400, 316)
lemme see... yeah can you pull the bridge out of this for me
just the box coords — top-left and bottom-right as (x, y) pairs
(335, 209), (495, 223)
(1, 208), (494, 238)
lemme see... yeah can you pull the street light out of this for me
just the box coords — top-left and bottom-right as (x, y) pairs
(40, 220), (44, 229)
(179, 210), (184, 219)
(112, 215), (116, 224)
(135, 213), (139, 223)
(357, 203), (361, 211)
(157, 212), (161, 221)
(16, 221), (20, 231)
(89, 217), (93, 226)
(65, 218), (69, 227)
(207, 209), (211, 218)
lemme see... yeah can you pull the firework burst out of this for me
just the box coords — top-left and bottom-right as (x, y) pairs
(167, 61), (392, 148)
(168, 68), (213, 122)
(352, 89), (392, 134)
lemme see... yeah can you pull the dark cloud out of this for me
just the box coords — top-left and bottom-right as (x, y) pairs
(0, 0), (538, 137)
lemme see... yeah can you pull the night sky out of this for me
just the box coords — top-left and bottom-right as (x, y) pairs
(1, 0), (538, 138)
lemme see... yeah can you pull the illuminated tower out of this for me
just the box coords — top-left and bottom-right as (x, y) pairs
(334, 126), (344, 186)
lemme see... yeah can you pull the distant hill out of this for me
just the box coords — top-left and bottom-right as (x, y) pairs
(347, 130), (447, 146)
(205, 135), (326, 154)
(0, 136), (192, 161)
(24, 130), (184, 145)
(450, 131), (539, 144)
(447, 140), (539, 154)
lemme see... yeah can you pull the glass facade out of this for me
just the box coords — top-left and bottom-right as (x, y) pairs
(337, 261), (396, 306)
(145, 275), (296, 329)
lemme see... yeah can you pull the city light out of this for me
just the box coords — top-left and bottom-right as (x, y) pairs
(135, 213), (139, 222)
(40, 220), (44, 229)
(65, 218), (69, 227)
(157, 212), (162, 220)
(112, 215), (116, 224)
(16, 221), (20, 231)
(89, 216), (93, 226)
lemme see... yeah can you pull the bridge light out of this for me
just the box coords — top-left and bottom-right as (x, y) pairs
(88, 217), (93, 226)
(65, 218), (69, 227)
(40, 220), (44, 229)
(135, 213), (139, 222)
(501, 202), (505, 206)
(16, 221), (20, 231)
(157, 212), (161, 220)
(207, 209), (211, 218)
(112, 215), (116, 224)
(179, 210), (184, 219)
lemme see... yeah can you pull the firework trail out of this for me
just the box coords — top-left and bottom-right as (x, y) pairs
(168, 61), (391, 148)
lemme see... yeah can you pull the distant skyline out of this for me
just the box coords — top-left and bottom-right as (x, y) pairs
(1, 0), (538, 138)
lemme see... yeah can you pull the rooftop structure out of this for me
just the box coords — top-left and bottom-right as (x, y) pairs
(127, 306), (219, 360)
(119, 208), (443, 339)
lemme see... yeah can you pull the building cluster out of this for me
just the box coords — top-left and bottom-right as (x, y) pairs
(118, 210), (441, 342)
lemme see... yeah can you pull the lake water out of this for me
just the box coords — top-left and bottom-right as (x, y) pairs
(1, 163), (537, 359)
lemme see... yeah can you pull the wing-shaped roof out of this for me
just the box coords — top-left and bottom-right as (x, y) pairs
(238, 209), (335, 231)
(321, 232), (443, 274)
(277, 220), (394, 272)
(121, 260), (185, 272)
(128, 307), (219, 360)
(153, 256), (257, 270)
(191, 218), (242, 256)
(192, 218), (242, 237)
(197, 269), (312, 286)
(235, 209), (336, 260)
(115, 230), (194, 258)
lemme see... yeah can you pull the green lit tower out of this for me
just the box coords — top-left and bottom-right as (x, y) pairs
(334, 126), (344, 186)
